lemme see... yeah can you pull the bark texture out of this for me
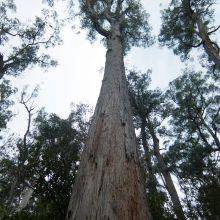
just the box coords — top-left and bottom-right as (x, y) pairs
(66, 25), (151, 220)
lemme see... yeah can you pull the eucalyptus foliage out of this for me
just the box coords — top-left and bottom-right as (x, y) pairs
(0, 104), (90, 219)
(0, 80), (16, 135)
(0, 0), (62, 79)
(165, 70), (220, 218)
(159, 0), (220, 72)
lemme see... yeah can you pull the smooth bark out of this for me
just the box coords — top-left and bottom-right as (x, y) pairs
(66, 24), (151, 220)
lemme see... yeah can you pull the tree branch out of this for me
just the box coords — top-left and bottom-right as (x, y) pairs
(178, 36), (203, 48)
(85, 0), (110, 37)
(91, 18), (110, 37)
(103, 0), (113, 22)
(207, 25), (220, 35)
(4, 33), (54, 64)
(0, 53), (4, 79)
(199, 2), (215, 15)
(115, 0), (124, 16)
(0, 26), (21, 37)
(20, 90), (35, 148)
(212, 106), (220, 135)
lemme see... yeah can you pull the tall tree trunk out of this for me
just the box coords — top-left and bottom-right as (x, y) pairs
(66, 24), (151, 220)
(147, 119), (186, 220)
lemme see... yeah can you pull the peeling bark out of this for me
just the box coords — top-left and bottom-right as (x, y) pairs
(66, 24), (151, 220)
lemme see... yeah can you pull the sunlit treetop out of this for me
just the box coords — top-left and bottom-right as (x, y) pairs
(78, 0), (154, 52)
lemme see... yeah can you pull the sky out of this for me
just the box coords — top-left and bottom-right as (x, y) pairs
(6, 0), (220, 136)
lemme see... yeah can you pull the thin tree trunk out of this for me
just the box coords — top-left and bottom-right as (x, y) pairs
(140, 120), (157, 194)
(146, 119), (186, 220)
(0, 54), (4, 79)
(66, 24), (151, 220)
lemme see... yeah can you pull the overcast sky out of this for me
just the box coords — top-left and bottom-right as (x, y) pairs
(6, 0), (220, 136)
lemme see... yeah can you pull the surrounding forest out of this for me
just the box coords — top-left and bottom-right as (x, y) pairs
(0, 0), (219, 219)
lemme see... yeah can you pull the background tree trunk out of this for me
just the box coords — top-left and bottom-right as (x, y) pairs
(154, 145), (186, 220)
(147, 121), (186, 220)
(66, 25), (151, 220)
(140, 120), (157, 194)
